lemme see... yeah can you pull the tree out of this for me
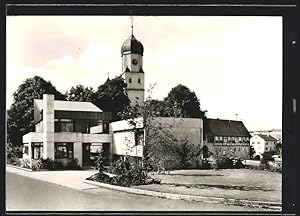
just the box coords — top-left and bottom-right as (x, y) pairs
(147, 99), (166, 117)
(94, 77), (130, 121)
(121, 85), (188, 172)
(164, 84), (204, 118)
(65, 85), (95, 102)
(7, 76), (65, 148)
(250, 145), (256, 159)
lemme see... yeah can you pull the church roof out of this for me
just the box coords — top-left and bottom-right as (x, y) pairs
(121, 34), (144, 56)
(207, 118), (251, 137)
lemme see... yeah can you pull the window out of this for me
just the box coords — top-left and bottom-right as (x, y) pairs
(32, 142), (43, 159)
(257, 142), (260, 144)
(138, 78), (141, 83)
(135, 130), (144, 146)
(129, 78), (132, 83)
(103, 122), (109, 133)
(23, 145), (29, 154)
(265, 147), (269, 151)
(90, 143), (102, 162)
(74, 120), (90, 133)
(252, 142), (255, 144)
(55, 143), (73, 159)
(61, 119), (73, 132)
(55, 119), (74, 132)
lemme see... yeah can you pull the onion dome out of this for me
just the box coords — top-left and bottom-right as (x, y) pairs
(121, 34), (144, 56)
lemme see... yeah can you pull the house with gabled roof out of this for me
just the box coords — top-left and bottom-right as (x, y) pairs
(203, 118), (251, 159)
(250, 134), (277, 159)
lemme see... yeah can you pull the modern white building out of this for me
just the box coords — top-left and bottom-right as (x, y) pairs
(250, 134), (277, 159)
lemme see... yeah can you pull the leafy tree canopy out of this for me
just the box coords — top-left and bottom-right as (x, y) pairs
(7, 76), (65, 147)
(164, 84), (204, 118)
(94, 77), (130, 121)
(66, 85), (95, 102)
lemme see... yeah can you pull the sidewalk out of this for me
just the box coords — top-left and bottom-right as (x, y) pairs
(6, 165), (98, 190)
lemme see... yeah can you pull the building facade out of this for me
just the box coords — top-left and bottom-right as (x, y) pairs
(23, 94), (112, 168)
(250, 134), (277, 159)
(203, 118), (251, 159)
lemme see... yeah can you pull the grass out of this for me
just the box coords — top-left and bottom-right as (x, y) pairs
(134, 169), (281, 203)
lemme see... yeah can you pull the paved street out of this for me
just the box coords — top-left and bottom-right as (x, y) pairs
(6, 171), (266, 211)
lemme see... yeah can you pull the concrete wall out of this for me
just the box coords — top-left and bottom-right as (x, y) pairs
(112, 131), (143, 157)
(155, 117), (203, 147)
(111, 118), (143, 157)
(35, 121), (43, 132)
(42, 94), (55, 160)
(111, 117), (203, 158)
(90, 125), (103, 134)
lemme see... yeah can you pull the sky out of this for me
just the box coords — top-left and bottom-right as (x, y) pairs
(6, 16), (282, 131)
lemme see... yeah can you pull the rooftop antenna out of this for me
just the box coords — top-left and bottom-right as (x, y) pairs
(130, 16), (134, 35)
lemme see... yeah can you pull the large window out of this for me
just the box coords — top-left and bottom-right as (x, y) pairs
(32, 142), (43, 159)
(55, 119), (74, 132)
(74, 120), (90, 133)
(55, 143), (73, 159)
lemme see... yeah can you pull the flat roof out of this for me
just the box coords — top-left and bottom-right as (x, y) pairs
(34, 99), (102, 112)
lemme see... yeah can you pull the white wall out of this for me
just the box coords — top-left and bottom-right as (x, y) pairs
(250, 135), (266, 157)
(111, 117), (203, 158)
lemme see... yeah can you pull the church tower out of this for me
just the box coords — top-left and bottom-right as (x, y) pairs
(120, 26), (145, 106)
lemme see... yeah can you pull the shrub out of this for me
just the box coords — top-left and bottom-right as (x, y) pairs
(66, 158), (81, 170)
(105, 157), (152, 186)
(20, 158), (30, 169)
(217, 157), (234, 169)
(234, 159), (245, 168)
(40, 158), (54, 169)
(6, 143), (22, 166)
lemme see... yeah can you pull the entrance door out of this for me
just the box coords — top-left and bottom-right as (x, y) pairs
(82, 143), (91, 166)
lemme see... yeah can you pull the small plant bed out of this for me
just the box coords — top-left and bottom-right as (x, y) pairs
(32, 158), (82, 171)
(86, 157), (161, 187)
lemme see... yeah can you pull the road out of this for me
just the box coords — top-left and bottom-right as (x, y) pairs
(6, 172), (263, 211)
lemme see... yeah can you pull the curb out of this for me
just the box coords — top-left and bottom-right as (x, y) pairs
(6, 164), (33, 172)
(83, 180), (282, 210)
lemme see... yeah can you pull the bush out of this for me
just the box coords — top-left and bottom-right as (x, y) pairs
(6, 143), (22, 165)
(66, 158), (81, 170)
(40, 158), (54, 169)
(39, 158), (81, 170)
(217, 157), (234, 169)
(234, 159), (245, 168)
(89, 156), (155, 187)
(20, 158), (30, 169)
